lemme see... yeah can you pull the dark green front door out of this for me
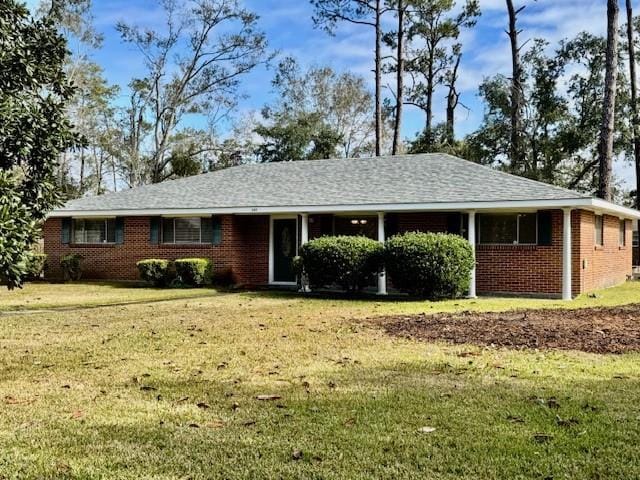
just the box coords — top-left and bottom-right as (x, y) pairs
(273, 218), (297, 283)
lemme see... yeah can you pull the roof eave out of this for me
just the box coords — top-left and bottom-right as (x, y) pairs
(46, 197), (640, 219)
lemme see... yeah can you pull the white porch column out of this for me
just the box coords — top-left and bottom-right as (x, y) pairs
(300, 213), (309, 245)
(300, 213), (310, 292)
(467, 211), (477, 298)
(562, 208), (573, 301)
(377, 211), (387, 295)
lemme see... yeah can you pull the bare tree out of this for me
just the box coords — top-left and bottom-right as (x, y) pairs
(506, 0), (525, 172)
(626, 0), (640, 208)
(311, 0), (390, 156)
(118, 0), (270, 183)
(445, 43), (462, 143)
(598, 0), (619, 201)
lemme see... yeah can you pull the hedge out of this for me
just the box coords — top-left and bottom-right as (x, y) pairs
(174, 258), (213, 287)
(60, 254), (83, 281)
(299, 236), (383, 292)
(384, 232), (474, 299)
(137, 259), (173, 287)
(25, 253), (47, 280)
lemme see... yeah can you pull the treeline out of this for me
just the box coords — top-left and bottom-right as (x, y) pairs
(42, 0), (640, 205)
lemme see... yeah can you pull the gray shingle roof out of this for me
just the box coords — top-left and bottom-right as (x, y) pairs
(56, 153), (590, 213)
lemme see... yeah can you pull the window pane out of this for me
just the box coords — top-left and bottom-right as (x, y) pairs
(162, 218), (174, 243)
(73, 219), (85, 243)
(175, 218), (201, 243)
(620, 220), (626, 246)
(85, 220), (106, 243)
(633, 231), (639, 247)
(480, 214), (517, 244)
(595, 216), (604, 246)
(519, 213), (537, 244)
(106, 219), (116, 243)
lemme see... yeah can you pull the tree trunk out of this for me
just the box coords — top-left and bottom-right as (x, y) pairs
(626, 0), (640, 209)
(446, 52), (461, 143)
(425, 48), (435, 148)
(392, 0), (404, 155)
(506, 0), (525, 172)
(598, 0), (619, 201)
(79, 149), (85, 193)
(375, 0), (383, 156)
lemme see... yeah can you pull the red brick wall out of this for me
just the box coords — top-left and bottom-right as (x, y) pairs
(575, 211), (632, 292)
(43, 209), (632, 295)
(388, 209), (630, 296)
(43, 215), (269, 286)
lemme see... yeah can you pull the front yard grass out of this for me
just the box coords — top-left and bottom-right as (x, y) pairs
(0, 281), (638, 478)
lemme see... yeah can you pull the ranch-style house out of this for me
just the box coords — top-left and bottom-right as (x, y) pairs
(43, 154), (640, 299)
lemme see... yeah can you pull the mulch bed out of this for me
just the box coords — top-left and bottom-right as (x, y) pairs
(370, 304), (640, 354)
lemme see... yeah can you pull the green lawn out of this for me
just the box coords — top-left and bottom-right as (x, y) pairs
(0, 282), (638, 479)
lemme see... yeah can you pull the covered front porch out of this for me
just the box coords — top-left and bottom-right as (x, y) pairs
(266, 208), (575, 300)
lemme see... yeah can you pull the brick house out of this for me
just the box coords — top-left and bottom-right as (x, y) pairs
(44, 154), (640, 299)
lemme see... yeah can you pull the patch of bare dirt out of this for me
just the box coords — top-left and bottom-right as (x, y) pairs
(371, 304), (640, 354)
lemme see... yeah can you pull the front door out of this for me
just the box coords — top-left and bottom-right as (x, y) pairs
(272, 218), (297, 283)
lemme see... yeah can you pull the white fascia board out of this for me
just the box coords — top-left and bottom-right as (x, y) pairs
(47, 197), (640, 219)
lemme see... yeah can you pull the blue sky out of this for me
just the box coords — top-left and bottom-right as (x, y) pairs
(25, 0), (636, 184)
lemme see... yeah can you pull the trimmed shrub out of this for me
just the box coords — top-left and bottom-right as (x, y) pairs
(60, 254), (84, 281)
(384, 232), (474, 299)
(299, 236), (383, 292)
(137, 259), (173, 287)
(25, 253), (47, 280)
(174, 258), (213, 287)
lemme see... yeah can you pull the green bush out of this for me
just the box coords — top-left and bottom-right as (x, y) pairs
(137, 259), (173, 287)
(299, 236), (383, 292)
(60, 254), (84, 281)
(384, 232), (474, 299)
(25, 253), (47, 280)
(174, 258), (213, 287)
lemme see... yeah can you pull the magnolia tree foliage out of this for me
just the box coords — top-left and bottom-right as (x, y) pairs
(0, 1), (78, 289)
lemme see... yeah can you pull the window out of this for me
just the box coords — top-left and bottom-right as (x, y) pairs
(162, 217), (213, 243)
(478, 213), (537, 245)
(595, 215), (604, 246)
(620, 220), (626, 246)
(633, 230), (639, 248)
(72, 218), (116, 244)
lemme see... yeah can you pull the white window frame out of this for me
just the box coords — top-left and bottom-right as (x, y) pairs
(162, 217), (203, 244)
(478, 212), (538, 246)
(619, 219), (626, 247)
(72, 218), (115, 244)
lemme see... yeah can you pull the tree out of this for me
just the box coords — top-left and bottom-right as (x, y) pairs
(258, 59), (377, 158)
(254, 112), (342, 162)
(403, 0), (479, 150)
(0, 1), (78, 288)
(467, 33), (630, 193)
(505, 0), (525, 172)
(311, 0), (390, 156)
(117, 0), (270, 183)
(598, 0), (620, 201)
(626, 0), (640, 210)
(385, 0), (408, 154)
(38, 0), (110, 197)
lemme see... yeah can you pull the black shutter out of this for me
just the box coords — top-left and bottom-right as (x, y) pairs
(149, 217), (160, 244)
(212, 216), (222, 245)
(115, 217), (125, 244)
(61, 218), (72, 244)
(537, 211), (553, 246)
